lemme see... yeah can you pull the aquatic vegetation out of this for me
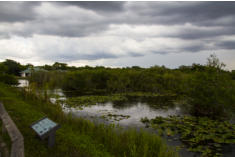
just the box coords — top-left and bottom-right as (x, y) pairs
(57, 95), (128, 108)
(124, 92), (177, 98)
(141, 116), (235, 157)
(101, 113), (131, 122)
(57, 92), (178, 110)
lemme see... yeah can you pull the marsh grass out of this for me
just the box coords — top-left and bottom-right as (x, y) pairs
(0, 83), (178, 157)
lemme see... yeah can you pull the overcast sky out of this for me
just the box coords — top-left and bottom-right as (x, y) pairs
(0, 1), (235, 70)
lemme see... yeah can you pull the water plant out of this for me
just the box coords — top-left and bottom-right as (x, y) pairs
(141, 116), (235, 157)
(101, 113), (131, 122)
(58, 95), (128, 108)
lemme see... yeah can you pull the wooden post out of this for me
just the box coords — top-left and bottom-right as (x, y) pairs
(48, 131), (55, 147)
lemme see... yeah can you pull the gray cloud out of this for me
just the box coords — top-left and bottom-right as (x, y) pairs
(39, 50), (118, 62)
(1, 1), (235, 63)
(60, 1), (125, 13)
(1, 1), (235, 40)
(0, 2), (40, 22)
(216, 41), (235, 50)
(170, 26), (235, 40)
(128, 2), (235, 26)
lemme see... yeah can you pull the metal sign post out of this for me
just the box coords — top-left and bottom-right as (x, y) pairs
(31, 117), (60, 147)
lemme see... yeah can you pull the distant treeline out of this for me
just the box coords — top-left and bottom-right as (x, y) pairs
(28, 60), (235, 95)
(61, 66), (188, 94)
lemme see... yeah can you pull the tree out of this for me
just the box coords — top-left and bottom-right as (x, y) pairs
(44, 64), (53, 71)
(0, 63), (7, 73)
(25, 63), (34, 69)
(231, 70), (235, 80)
(53, 62), (67, 70)
(206, 54), (225, 70)
(186, 54), (233, 119)
(0, 62), (18, 85)
(3, 59), (24, 76)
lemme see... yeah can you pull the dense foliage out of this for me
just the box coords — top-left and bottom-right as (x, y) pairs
(185, 54), (235, 119)
(186, 69), (234, 119)
(29, 70), (66, 89)
(61, 66), (188, 95)
(1, 59), (25, 76)
(0, 61), (18, 85)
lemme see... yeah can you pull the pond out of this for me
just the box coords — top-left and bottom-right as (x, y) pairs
(17, 79), (235, 157)
(18, 80), (182, 127)
(59, 100), (182, 127)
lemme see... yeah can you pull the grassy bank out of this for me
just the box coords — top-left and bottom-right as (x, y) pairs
(0, 83), (178, 157)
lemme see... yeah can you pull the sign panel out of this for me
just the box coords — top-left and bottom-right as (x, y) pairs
(31, 117), (60, 147)
(31, 117), (57, 137)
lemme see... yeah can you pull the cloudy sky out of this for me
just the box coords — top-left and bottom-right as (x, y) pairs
(1, 1), (235, 70)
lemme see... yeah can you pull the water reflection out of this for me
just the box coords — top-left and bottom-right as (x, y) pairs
(17, 79), (182, 127)
(71, 101), (182, 127)
(17, 79), (29, 87)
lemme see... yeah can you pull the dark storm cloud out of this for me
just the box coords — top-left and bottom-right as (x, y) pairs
(60, 1), (125, 12)
(151, 44), (207, 54)
(216, 41), (235, 50)
(1, 1), (235, 39)
(181, 44), (208, 53)
(131, 2), (235, 26)
(169, 26), (235, 40)
(32, 20), (108, 38)
(0, 2), (40, 22)
(1, 1), (235, 61)
(83, 53), (117, 60)
(41, 51), (118, 62)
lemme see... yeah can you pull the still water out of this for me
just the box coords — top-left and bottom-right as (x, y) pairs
(18, 79), (29, 87)
(61, 101), (181, 127)
(18, 80), (235, 157)
(16, 79), (182, 127)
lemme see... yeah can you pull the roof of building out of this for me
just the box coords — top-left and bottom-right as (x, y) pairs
(21, 67), (47, 73)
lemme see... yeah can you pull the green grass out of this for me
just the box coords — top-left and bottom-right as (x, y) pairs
(0, 83), (178, 157)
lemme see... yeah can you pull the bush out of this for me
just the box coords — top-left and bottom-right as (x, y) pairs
(186, 55), (234, 119)
(0, 73), (18, 85)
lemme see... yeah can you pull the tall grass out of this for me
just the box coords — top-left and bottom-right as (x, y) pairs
(0, 83), (178, 157)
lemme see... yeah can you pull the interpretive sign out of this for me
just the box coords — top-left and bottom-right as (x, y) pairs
(31, 117), (60, 147)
